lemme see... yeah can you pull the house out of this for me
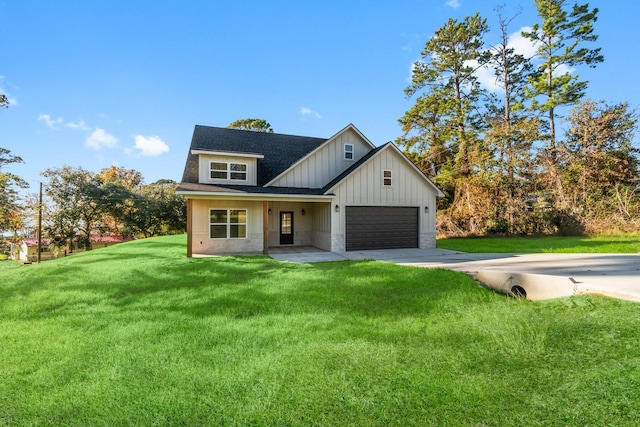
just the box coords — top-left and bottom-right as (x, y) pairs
(176, 124), (443, 256)
(10, 238), (61, 263)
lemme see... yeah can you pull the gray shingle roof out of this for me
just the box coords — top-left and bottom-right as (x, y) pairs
(180, 125), (327, 186)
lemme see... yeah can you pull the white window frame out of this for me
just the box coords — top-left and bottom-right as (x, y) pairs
(209, 161), (248, 181)
(383, 169), (392, 187)
(344, 144), (354, 161)
(210, 209), (247, 239)
(210, 162), (228, 180)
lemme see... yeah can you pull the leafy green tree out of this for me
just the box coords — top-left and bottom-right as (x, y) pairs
(95, 166), (143, 235)
(41, 166), (106, 250)
(227, 118), (274, 133)
(523, 0), (603, 155)
(0, 148), (28, 234)
(96, 166), (143, 190)
(42, 164), (185, 247)
(125, 180), (186, 237)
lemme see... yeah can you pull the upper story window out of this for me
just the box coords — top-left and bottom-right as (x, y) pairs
(210, 161), (247, 181)
(383, 170), (392, 186)
(344, 144), (354, 160)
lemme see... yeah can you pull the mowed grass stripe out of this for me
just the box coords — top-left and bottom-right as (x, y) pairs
(1, 235), (639, 425)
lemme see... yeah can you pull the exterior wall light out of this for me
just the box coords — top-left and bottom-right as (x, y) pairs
(335, 204), (340, 212)
(268, 208), (272, 215)
(424, 206), (429, 213)
(301, 209), (306, 215)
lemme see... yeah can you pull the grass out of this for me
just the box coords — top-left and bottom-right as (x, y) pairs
(1, 235), (639, 425)
(438, 234), (640, 253)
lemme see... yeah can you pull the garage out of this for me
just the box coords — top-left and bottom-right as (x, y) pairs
(345, 206), (419, 251)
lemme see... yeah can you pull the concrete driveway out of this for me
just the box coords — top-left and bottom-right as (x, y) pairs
(270, 248), (640, 302)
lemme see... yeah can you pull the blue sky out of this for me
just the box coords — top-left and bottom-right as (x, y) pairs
(2, 0), (638, 192)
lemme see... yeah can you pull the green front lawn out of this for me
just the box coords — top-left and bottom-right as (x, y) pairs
(438, 234), (640, 253)
(1, 235), (639, 425)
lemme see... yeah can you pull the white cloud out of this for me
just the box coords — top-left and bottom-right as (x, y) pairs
(467, 60), (500, 92)
(86, 128), (118, 150)
(66, 120), (91, 131)
(38, 113), (64, 129)
(300, 107), (321, 119)
(507, 27), (575, 77)
(508, 27), (539, 58)
(131, 135), (169, 157)
(446, 0), (461, 8)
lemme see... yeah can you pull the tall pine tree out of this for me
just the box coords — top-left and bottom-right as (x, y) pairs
(398, 13), (489, 229)
(523, 0), (603, 155)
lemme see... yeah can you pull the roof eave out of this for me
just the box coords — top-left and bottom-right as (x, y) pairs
(190, 149), (265, 159)
(176, 190), (334, 202)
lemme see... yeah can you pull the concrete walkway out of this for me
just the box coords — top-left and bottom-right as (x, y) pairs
(269, 248), (640, 302)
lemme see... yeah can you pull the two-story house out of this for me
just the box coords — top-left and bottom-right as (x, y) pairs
(176, 124), (443, 256)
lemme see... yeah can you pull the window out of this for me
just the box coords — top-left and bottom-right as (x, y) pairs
(344, 144), (354, 160)
(229, 163), (247, 180)
(210, 162), (228, 179)
(210, 161), (247, 181)
(383, 170), (392, 186)
(210, 209), (247, 238)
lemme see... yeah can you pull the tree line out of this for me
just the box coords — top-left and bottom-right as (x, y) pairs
(1, 161), (185, 253)
(398, 0), (639, 236)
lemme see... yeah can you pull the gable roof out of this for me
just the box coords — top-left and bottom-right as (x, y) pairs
(263, 123), (376, 187)
(178, 124), (443, 199)
(21, 238), (51, 247)
(180, 125), (327, 186)
(322, 142), (445, 197)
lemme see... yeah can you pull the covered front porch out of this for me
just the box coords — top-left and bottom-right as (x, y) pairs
(185, 194), (335, 257)
(265, 201), (332, 252)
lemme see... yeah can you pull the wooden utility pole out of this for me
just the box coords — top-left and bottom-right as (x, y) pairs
(37, 182), (43, 263)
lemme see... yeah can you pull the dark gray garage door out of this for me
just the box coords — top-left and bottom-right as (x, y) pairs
(345, 206), (419, 251)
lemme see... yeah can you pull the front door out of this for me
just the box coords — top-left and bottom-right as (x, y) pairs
(280, 211), (294, 245)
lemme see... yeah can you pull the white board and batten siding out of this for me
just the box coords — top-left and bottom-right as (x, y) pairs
(329, 145), (438, 251)
(268, 127), (372, 189)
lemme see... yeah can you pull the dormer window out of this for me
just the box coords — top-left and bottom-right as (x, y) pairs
(229, 163), (247, 180)
(344, 144), (354, 160)
(210, 162), (227, 179)
(210, 161), (247, 181)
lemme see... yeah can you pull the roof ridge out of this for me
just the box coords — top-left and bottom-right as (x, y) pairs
(193, 124), (327, 140)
